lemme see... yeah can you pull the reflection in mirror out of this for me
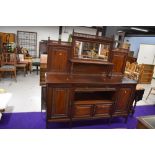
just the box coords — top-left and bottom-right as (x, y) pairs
(74, 41), (110, 61)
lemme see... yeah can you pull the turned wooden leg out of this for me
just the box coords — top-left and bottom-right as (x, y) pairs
(69, 120), (72, 129)
(108, 117), (112, 125)
(125, 116), (128, 123)
(14, 71), (17, 82)
(46, 120), (49, 129)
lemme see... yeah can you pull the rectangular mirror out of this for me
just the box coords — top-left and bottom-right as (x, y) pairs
(74, 41), (110, 61)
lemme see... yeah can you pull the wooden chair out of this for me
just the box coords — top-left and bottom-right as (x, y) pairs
(125, 62), (137, 79)
(0, 52), (17, 81)
(132, 64), (143, 81)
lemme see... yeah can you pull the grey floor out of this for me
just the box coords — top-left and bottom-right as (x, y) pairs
(0, 71), (155, 113)
(0, 71), (41, 113)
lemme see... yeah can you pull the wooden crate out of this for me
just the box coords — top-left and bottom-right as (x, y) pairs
(138, 64), (154, 84)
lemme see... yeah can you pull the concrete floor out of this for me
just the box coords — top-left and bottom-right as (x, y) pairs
(0, 71), (155, 113)
(0, 72), (41, 113)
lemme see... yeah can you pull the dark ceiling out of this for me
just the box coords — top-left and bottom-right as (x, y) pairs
(86, 26), (155, 36)
(117, 26), (155, 36)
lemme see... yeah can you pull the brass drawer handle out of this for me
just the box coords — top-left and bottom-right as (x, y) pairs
(59, 53), (62, 56)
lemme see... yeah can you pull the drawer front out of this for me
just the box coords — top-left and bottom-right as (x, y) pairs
(73, 105), (93, 118)
(94, 104), (112, 117)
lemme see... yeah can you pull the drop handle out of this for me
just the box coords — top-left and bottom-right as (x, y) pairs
(59, 53), (62, 56)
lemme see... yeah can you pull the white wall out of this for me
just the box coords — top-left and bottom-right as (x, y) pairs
(0, 26), (97, 57)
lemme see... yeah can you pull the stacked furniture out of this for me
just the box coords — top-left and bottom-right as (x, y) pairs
(125, 62), (154, 84)
(138, 64), (154, 84)
(43, 32), (137, 128)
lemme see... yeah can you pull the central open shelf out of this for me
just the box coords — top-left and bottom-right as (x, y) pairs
(74, 89), (116, 105)
(75, 87), (116, 92)
(74, 100), (114, 105)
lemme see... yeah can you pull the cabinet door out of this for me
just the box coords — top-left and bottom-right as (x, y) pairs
(112, 52), (127, 74)
(47, 47), (69, 72)
(73, 105), (93, 118)
(114, 88), (132, 114)
(47, 88), (71, 118)
(94, 104), (112, 117)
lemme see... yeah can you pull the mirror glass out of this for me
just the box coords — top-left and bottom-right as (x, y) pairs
(74, 41), (110, 61)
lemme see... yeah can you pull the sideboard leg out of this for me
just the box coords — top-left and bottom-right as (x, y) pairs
(108, 117), (112, 125)
(69, 120), (72, 129)
(125, 116), (128, 123)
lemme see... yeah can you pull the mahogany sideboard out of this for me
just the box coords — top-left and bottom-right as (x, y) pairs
(41, 32), (137, 128)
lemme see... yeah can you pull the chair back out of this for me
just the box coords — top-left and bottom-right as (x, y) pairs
(1, 52), (17, 66)
(130, 63), (137, 72)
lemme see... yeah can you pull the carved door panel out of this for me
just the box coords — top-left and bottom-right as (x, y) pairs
(51, 50), (68, 72)
(115, 88), (132, 114)
(47, 46), (69, 72)
(51, 88), (71, 118)
(112, 52), (127, 74)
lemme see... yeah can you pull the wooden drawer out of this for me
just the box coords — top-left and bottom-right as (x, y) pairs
(73, 105), (93, 118)
(94, 104), (112, 117)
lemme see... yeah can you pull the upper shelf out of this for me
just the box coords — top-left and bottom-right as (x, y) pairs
(69, 58), (114, 65)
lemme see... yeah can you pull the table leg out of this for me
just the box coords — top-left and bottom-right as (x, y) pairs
(36, 65), (38, 75)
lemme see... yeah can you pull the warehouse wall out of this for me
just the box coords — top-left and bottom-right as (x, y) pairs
(105, 26), (119, 37)
(0, 26), (96, 57)
(124, 36), (155, 58)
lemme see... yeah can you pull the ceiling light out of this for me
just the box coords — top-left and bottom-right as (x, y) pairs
(117, 30), (123, 33)
(130, 27), (149, 32)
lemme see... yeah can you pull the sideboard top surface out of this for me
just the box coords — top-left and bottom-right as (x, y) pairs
(45, 73), (137, 85)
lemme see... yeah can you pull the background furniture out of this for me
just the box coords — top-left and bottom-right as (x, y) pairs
(16, 63), (27, 76)
(0, 52), (17, 80)
(17, 31), (37, 58)
(137, 115), (155, 129)
(0, 32), (16, 54)
(124, 62), (154, 84)
(40, 54), (47, 85)
(32, 60), (40, 75)
(39, 40), (48, 57)
(137, 44), (155, 79)
(138, 64), (154, 84)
